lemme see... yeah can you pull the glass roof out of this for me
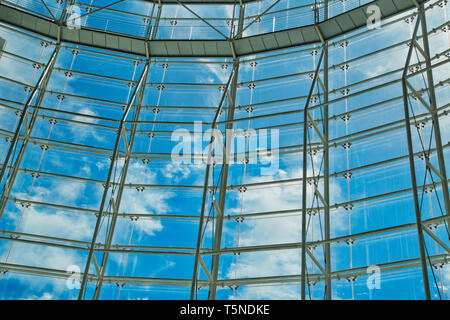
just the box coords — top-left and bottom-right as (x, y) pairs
(0, 0), (448, 300)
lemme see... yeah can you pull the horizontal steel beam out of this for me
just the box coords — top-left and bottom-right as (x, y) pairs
(0, 99), (447, 169)
(1, 200), (447, 258)
(0, 253), (447, 287)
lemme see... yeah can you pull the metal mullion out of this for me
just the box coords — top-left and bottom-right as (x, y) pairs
(226, 179), (450, 218)
(0, 45), (60, 220)
(329, 105), (450, 147)
(0, 234), (88, 252)
(322, 0), (331, 298)
(189, 59), (239, 300)
(45, 90), (125, 107)
(228, 80), (448, 130)
(216, 254), (449, 286)
(91, 67), (149, 300)
(418, 6), (450, 219)
(242, 49), (449, 115)
(39, 0), (57, 21)
(201, 215), (449, 257)
(402, 45), (431, 301)
(54, 67), (136, 84)
(0, 103), (447, 173)
(0, 253), (447, 288)
(189, 19), (242, 301)
(146, 81), (223, 87)
(207, 4), (245, 300)
(301, 48), (325, 300)
(405, 79), (432, 112)
(0, 230), (90, 247)
(406, 55), (450, 79)
(4, 70), (441, 132)
(77, 63), (150, 300)
(399, 5), (449, 299)
(3, 237), (414, 280)
(10, 173), (446, 222)
(1, 133), (115, 156)
(0, 47), (445, 125)
(12, 197), (97, 214)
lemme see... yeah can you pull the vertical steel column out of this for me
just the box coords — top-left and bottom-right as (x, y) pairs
(78, 2), (161, 298)
(92, 70), (149, 300)
(0, 46), (59, 219)
(207, 4), (245, 300)
(301, 49), (325, 300)
(401, 9), (431, 300)
(190, 64), (238, 299)
(401, 80), (432, 300)
(301, 1), (330, 300)
(77, 63), (150, 300)
(323, 0), (331, 301)
(418, 5), (450, 216)
(190, 144), (214, 299)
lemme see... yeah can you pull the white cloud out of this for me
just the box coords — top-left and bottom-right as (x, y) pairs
(69, 107), (106, 143)
(162, 162), (192, 182)
(25, 292), (55, 300)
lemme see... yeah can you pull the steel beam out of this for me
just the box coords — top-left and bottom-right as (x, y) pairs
(0, 253), (448, 288)
(323, 0), (331, 301)
(207, 5), (245, 300)
(0, 213), (447, 260)
(301, 48), (325, 300)
(189, 62), (239, 299)
(0, 45), (59, 220)
(0, 102), (448, 193)
(417, 6), (450, 218)
(77, 62), (150, 300)
(91, 67), (150, 300)
(0, 74), (448, 166)
(401, 9), (431, 300)
(189, 6), (244, 298)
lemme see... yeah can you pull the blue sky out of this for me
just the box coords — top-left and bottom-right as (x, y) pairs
(0, 0), (448, 300)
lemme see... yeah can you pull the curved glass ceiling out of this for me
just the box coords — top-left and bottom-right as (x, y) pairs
(0, 0), (448, 300)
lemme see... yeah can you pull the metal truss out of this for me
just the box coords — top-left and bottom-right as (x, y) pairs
(186, 10), (247, 292)
(300, 0), (331, 300)
(301, 49), (329, 300)
(205, 3), (245, 300)
(189, 4), (245, 299)
(0, 46), (60, 219)
(189, 62), (238, 298)
(401, 2), (450, 300)
(77, 62), (150, 300)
